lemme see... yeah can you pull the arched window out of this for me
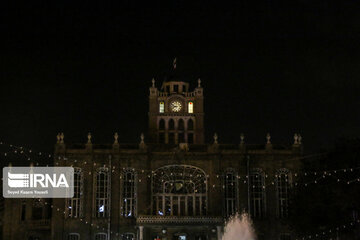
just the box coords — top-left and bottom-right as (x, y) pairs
(152, 165), (207, 216)
(122, 233), (135, 240)
(249, 168), (266, 218)
(95, 233), (107, 240)
(178, 119), (184, 130)
(169, 119), (175, 130)
(121, 169), (137, 217)
(187, 119), (194, 130)
(223, 169), (238, 217)
(159, 119), (165, 130)
(67, 233), (80, 240)
(159, 102), (165, 113)
(94, 168), (110, 218)
(276, 169), (291, 218)
(67, 168), (83, 218)
(188, 101), (194, 113)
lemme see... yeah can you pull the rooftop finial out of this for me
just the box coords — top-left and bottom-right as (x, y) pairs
(213, 133), (218, 144)
(294, 133), (299, 145)
(198, 78), (201, 88)
(87, 132), (92, 144)
(173, 57), (177, 69)
(298, 134), (302, 144)
(266, 133), (271, 144)
(60, 133), (64, 144)
(140, 133), (145, 144)
(56, 133), (60, 143)
(114, 132), (119, 144)
(240, 133), (245, 144)
(152, 78), (155, 87)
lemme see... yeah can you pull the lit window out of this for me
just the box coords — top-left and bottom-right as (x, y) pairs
(67, 168), (83, 218)
(95, 233), (107, 240)
(152, 165), (207, 216)
(95, 168), (109, 218)
(224, 169), (238, 217)
(122, 233), (135, 240)
(121, 169), (137, 217)
(279, 233), (291, 240)
(249, 169), (266, 218)
(159, 102), (165, 113)
(188, 102), (194, 113)
(67, 233), (80, 240)
(276, 169), (291, 218)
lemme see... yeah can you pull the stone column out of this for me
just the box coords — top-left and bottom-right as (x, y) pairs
(217, 226), (222, 240)
(139, 226), (144, 240)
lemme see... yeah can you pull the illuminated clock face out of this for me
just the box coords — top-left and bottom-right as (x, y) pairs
(170, 101), (182, 112)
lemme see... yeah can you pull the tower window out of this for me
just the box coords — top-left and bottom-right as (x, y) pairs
(188, 119), (194, 130)
(188, 133), (194, 144)
(178, 119), (184, 130)
(159, 133), (165, 143)
(159, 102), (165, 113)
(174, 85), (179, 93)
(169, 133), (175, 144)
(159, 119), (165, 130)
(169, 119), (175, 130)
(188, 102), (194, 113)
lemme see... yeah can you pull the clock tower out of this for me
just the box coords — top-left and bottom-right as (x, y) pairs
(148, 77), (204, 144)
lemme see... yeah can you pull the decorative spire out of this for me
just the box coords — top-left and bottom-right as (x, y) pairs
(294, 133), (299, 145)
(266, 133), (271, 144)
(240, 133), (245, 144)
(198, 78), (201, 88)
(173, 58), (177, 69)
(87, 132), (92, 144)
(60, 133), (64, 143)
(56, 133), (60, 143)
(152, 78), (155, 87)
(213, 133), (218, 144)
(298, 134), (302, 145)
(114, 132), (119, 144)
(140, 133), (145, 144)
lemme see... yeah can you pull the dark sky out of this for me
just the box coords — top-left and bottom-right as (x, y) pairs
(1, 1), (360, 156)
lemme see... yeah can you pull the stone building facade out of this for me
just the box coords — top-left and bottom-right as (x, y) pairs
(3, 77), (303, 240)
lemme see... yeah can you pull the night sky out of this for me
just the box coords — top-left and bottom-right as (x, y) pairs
(1, 2), (360, 156)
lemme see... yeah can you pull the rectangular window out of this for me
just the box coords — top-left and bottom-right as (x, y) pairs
(68, 168), (83, 218)
(187, 133), (194, 144)
(224, 171), (238, 217)
(159, 102), (164, 113)
(250, 169), (266, 218)
(95, 168), (110, 218)
(169, 133), (175, 144)
(121, 169), (136, 217)
(174, 85), (178, 92)
(188, 102), (194, 113)
(277, 170), (291, 218)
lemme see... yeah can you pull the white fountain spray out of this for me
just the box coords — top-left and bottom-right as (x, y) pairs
(222, 212), (257, 240)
